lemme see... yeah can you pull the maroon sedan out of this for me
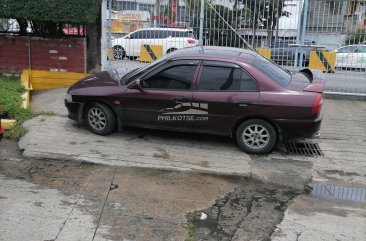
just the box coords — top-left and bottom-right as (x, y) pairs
(65, 47), (324, 154)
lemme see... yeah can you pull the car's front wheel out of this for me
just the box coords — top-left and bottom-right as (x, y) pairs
(236, 119), (277, 154)
(85, 102), (116, 135)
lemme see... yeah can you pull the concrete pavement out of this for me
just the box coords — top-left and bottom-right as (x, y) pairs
(2, 88), (365, 240)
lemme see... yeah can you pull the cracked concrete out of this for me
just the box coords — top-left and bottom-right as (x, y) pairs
(1, 88), (366, 240)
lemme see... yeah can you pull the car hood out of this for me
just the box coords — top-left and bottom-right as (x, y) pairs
(69, 68), (138, 91)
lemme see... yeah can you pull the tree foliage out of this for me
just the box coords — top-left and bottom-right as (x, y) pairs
(184, 0), (290, 47)
(344, 30), (366, 45)
(0, 0), (101, 24)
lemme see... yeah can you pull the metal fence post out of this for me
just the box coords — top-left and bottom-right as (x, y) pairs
(101, 0), (107, 71)
(299, 0), (308, 68)
(295, 0), (303, 69)
(107, 0), (112, 70)
(199, 0), (204, 46)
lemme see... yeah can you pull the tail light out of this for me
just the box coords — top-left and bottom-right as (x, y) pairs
(187, 39), (196, 44)
(312, 94), (323, 114)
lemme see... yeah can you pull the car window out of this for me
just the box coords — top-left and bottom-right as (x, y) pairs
(139, 30), (150, 39)
(337, 46), (357, 53)
(129, 30), (139, 39)
(171, 31), (191, 37)
(121, 55), (171, 85)
(198, 65), (257, 91)
(142, 64), (197, 90)
(354, 46), (366, 53)
(251, 54), (291, 87)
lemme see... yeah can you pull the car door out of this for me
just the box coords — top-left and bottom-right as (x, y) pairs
(335, 46), (357, 68)
(348, 46), (366, 69)
(122, 60), (199, 131)
(192, 61), (260, 136)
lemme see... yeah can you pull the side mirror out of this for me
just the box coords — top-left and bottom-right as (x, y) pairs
(128, 79), (144, 92)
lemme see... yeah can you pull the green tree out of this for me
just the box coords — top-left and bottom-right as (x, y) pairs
(344, 30), (366, 45)
(184, 0), (290, 48)
(237, 0), (290, 46)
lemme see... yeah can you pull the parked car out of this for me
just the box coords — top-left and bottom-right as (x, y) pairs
(333, 44), (366, 69)
(65, 46), (325, 154)
(112, 28), (198, 60)
(270, 40), (315, 66)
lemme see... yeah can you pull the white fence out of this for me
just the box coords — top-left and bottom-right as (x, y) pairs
(101, 0), (366, 96)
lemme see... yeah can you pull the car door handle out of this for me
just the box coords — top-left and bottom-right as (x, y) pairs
(236, 100), (253, 106)
(174, 96), (188, 102)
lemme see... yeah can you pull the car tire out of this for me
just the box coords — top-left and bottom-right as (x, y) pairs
(113, 46), (125, 60)
(85, 102), (116, 135)
(236, 119), (277, 154)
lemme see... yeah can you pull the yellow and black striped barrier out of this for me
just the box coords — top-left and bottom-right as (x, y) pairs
(139, 44), (163, 63)
(309, 50), (336, 73)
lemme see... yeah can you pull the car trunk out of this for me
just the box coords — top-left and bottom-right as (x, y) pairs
(287, 69), (325, 93)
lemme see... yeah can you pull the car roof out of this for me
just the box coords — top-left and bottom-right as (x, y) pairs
(166, 46), (260, 63)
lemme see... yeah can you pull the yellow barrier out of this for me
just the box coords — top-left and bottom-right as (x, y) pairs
(21, 70), (32, 109)
(1, 119), (16, 129)
(24, 70), (89, 90)
(139, 44), (163, 63)
(107, 48), (114, 60)
(256, 48), (271, 60)
(1, 70), (88, 130)
(309, 51), (336, 73)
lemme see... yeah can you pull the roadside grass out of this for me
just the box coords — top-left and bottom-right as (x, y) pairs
(0, 76), (34, 140)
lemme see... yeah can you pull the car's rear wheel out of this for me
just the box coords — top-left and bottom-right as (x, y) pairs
(113, 45), (125, 60)
(85, 102), (116, 135)
(236, 119), (277, 154)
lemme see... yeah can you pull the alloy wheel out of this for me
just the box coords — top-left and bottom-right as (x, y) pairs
(88, 107), (107, 131)
(242, 124), (270, 150)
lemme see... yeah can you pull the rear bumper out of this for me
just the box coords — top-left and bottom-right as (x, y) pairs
(276, 113), (322, 140)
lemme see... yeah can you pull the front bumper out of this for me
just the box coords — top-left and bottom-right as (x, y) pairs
(65, 99), (82, 121)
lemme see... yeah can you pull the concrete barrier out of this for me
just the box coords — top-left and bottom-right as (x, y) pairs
(139, 44), (163, 63)
(309, 51), (336, 73)
(24, 70), (88, 90)
(256, 48), (271, 60)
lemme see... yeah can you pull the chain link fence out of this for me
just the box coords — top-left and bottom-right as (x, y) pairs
(102, 0), (366, 96)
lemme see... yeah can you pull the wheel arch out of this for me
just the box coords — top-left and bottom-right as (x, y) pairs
(80, 99), (122, 130)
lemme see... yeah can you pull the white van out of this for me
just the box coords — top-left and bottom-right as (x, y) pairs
(111, 28), (198, 60)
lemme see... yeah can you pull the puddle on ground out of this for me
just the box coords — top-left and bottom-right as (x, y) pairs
(308, 182), (366, 203)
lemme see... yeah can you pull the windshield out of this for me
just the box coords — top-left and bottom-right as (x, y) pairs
(251, 54), (291, 87)
(120, 55), (169, 85)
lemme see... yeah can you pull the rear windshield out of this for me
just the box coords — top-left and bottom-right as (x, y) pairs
(251, 55), (291, 87)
